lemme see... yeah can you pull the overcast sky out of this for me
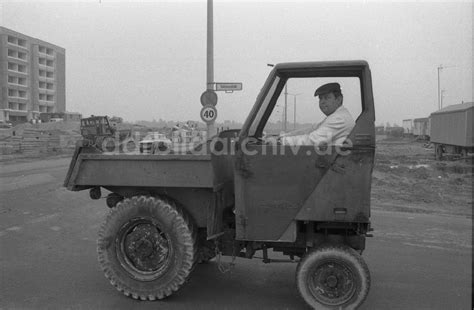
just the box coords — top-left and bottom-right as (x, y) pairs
(1, 0), (472, 125)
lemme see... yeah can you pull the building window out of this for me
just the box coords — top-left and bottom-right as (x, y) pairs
(39, 57), (46, 65)
(39, 81), (47, 89)
(39, 46), (46, 53)
(39, 69), (46, 77)
(46, 48), (54, 56)
(39, 93), (46, 100)
(46, 83), (54, 90)
(46, 71), (54, 78)
(46, 60), (54, 67)
(18, 64), (26, 73)
(18, 39), (26, 47)
(7, 36), (16, 44)
(8, 102), (27, 110)
(18, 51), (27, 60)
(46, 94), (54, 101)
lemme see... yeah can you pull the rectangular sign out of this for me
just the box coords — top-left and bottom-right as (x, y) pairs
(215, 82), (243, 91)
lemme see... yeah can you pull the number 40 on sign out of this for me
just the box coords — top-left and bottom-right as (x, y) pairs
(200, 105), (217, 123)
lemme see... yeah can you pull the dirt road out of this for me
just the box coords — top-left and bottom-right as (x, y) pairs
(0, 141), (472, 309)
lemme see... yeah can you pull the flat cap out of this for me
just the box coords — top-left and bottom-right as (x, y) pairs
(314, 82), (341, 96)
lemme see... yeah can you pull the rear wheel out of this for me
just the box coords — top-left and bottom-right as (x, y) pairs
(296, 245), (370, 310)
(97, 196), (197, 300)
(103, 137), (116, 152)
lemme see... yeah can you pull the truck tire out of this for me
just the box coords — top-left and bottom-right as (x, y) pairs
(103, 137), (116, 152)
(296, 245), (370, 310)
(97, 196), (197, 300)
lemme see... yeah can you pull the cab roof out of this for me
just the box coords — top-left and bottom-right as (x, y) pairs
(273, 60), (369, 70)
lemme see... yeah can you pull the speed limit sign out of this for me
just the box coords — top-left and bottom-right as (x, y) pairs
(200, 105), (217, 123)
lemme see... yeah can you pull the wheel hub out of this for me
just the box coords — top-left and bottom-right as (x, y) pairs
(310, 262), (355, 305)
(326, 275), (338, 288)
(123, 223), (169, 272)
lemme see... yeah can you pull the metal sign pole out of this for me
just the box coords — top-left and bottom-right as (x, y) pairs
(206, 0), (216, 138)
(284, 84), (288, 132)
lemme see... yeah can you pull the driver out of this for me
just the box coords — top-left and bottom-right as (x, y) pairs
(278, 82), (355, 147)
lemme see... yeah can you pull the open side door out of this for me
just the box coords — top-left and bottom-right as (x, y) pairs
(234, 144), (337, 241)
(233, 61), (375, 242)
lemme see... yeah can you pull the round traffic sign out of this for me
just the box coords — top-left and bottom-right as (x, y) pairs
(200, 105), (217, 123)
(200, 90), (218, 106)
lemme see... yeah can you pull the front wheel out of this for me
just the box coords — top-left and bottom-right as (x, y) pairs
(296, 245), (370, 310)
(97, 196), (197, 300)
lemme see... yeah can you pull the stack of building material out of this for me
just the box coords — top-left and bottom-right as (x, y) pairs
(0, 126), (83, 157)
(0, 135), (13, 154)
(20, 128), (48, 155)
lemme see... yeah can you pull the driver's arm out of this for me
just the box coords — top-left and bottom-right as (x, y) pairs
(281, 125), (316, 137)
(281, 115), (348, 146)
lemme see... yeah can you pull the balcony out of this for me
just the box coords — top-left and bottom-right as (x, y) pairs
(38, 100), (55, 106)
(7, 53), (28, 63)
(7, 83), (28, 90)
(7, 62), (28, 75)
(7, 36), (28, 50)
(7, 96), (29, 104)
(38, 46), (55, 57)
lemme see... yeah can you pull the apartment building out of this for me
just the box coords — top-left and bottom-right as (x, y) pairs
(0, 27), (65, 124)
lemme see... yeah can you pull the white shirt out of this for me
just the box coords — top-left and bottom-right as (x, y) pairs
(281, 106), (355, 146)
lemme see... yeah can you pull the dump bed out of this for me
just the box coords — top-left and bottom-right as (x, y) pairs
(64, 146), (213, 191)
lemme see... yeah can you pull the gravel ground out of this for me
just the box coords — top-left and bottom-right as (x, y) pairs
(372, 137), (472, 217)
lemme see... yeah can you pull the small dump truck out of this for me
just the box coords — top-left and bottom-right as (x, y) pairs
(65, 61), (375, 309)
(430, 102), (473, 160)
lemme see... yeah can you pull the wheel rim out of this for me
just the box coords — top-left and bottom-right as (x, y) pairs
(308, 260), (356, 306)
(116, 218), (173, 281)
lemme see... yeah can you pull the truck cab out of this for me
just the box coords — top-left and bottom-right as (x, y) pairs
(230, 61), (375, 242)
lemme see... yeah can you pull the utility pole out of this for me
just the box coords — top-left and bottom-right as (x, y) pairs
(441, 90), (446, 109)
(287, 93), (301, 130)
(437, 64), (456, 110)
(437, 65), (443, 110)
(294, 96), (296, 129)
